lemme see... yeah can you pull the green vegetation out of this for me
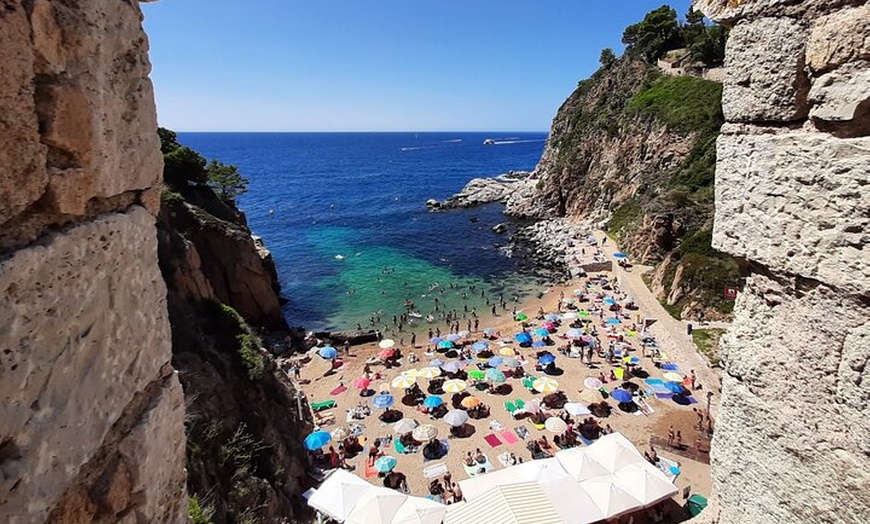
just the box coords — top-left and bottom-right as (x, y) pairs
(607, 202), (644, 241)
(692, 328), (725, 367)
(188, 496), (215, 524)
(159, 127), (249, 202)
(622, 5), (727, 66)
(214, 303), (265, 380)
(628, 75), (723, 133)
(599, 48), (617, 69)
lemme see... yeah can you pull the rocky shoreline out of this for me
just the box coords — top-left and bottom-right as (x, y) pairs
(425, 170), (534, 210)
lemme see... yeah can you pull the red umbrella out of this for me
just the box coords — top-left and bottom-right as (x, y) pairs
(353, 377), (371, 389)
(378, 348), (396, 359)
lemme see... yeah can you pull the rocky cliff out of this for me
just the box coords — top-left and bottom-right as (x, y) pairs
(693, 0), (869, 522)
(509, 56), (738, 318)
(0, 1), (187, 522)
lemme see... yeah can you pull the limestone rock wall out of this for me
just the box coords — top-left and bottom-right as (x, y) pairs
(0, 1), (186, 523)
(694, 1), (870, 522)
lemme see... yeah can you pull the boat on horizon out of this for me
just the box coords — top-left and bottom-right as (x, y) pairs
(483, 138), (496, 145)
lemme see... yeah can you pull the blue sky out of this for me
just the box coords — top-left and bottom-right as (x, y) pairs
(143, 1), (691, 132)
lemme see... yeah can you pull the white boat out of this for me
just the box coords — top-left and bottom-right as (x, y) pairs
(483, 139), (496, 145)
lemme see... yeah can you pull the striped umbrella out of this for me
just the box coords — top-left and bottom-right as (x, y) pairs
(371, 393), (395, 409)
(533, 377), (560, 393)
(412, 424), (439, 441)
(374, 455), (398, 473)
(499, 347), (516, 356)
(545, 417), (568, 434)
(442, 379), (467, 393)
(331, 426), (351, 440)
(417, 366), (441, 379)
(394, 418), (419, 434)
(391, 374), (417, 389)
(402, 368), (420, 379)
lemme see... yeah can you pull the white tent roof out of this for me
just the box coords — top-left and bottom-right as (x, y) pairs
(391, 496), (447, 524)
(308, 469), (374, 521)
(345, 487), (408, 524)
(554, 447), (609, 481)
(459, 458), (570, 501)
(614, 462), (680, 508)
(584, 432), (645, 473)
(444, 482), (563, 524)
(579, 474), (645, 518)
(538, 475), (606, 524)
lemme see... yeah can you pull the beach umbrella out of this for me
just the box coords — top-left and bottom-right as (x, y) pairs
(429, 337), (443, 345)
(402, 368), (420, 379)
(429, 358), (445, 367)
(545, 417), (568, 433)
(345, 487), (407, 524)
(374, 455), (398, 473)
(566, 328), (584, 340)
(542, 321), (556, 331)
(442, 379), (467, 393)
(412, 424), (439, 441)
(318, 346), (338, 359)
(561, 312), (578, 320)
(498, 347), (516, 356)
(613, 368), (625, 380)
(379, 348), (396, 359)
(662, 371), (684, 382)
(534, 328), (550, 337)
(524, 398), (542, 413)
(471, 341), (489, 353)
(533, 377), (560, 393)
(443, 409), (469, 427)
(391, 497), (446, 524)
(485, 368), (506, 384)
(502, 357), (521, 368)
(354, 377), (372, 390)
(371, 393), (395, 409)
(482, 328), (497, 337)
(603, 298), (616, 305)
(605, 317), (622, 325)
(331, 426), (351, 440)
(304, 430), (331, 450)
(417, 367), (441, 379)
(515, 313), (528, 321)
(423, 396), (443, 408)
(613, 252), (628, 259)
(664, 381), (686, 394)
(467, 369), (485, 380)
(391, 374), (417, 389)
(578, 310), (591, 317)
(394, 418), (419, 434)
(461, 396), (481, 409)
(538, 353), (556, 365)
(514, 332), (533, 344)
(544, 314), (560, 321)
(532, 340), (547, 348)
(379, 339), (396, 349)
(564, 402), (591, 416)
(611, 388), (633, 403)
(445, 333), (462, 342)
(437, 340), (454, 349)
(584, 377), (603, 390)
(487, 356), (504, 367)
(441, 361), (461, 374)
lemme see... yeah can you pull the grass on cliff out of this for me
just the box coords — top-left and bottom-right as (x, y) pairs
(607, 202), (644, 242)
(692, 328), (725, 368)
(213, 303), (266, 381)
(628, 75), (723, 134)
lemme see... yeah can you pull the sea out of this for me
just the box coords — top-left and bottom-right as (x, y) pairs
(177, 132), (549, 333)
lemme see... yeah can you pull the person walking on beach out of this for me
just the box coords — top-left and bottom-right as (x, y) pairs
(667, 425), (675, 447)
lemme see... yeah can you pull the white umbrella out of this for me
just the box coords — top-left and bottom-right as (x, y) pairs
(577, 474), (643, 519)
(533, 377), (560, 393)
(586, 433), (645, 473)
(393, 419), (419, 435)
(564, 402), (591, 417)
(331, 426), (351, 440)
(379, 339), (396, 349)
(345, 486), (408, 524)
(308, 469), (374, 521)
(524, 398), (542, 413)
(442, 379), (467, 393)
(561, 312), (579, 320)
(391, 496), (447, 524)
(545, 417), (568, 433)
(443, 409), (469, 427)
(402, 368), (420, 379)
(412, 424), (439, 441)
(613, 462), (679, 507)
(391, 374), (417, 389)
(417, 366), (441, 379)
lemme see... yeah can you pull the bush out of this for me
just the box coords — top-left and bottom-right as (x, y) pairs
(607, 203), (644, 240)
(215, 303), (265, 381)
(628, 75), (723, 133)
(188, 496), (215, 524)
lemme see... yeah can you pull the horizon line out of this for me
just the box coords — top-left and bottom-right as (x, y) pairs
(170, 129), (551, 134)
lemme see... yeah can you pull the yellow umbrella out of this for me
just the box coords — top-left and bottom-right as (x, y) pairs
(461, 396), (481, 409)
(663, 371), (684, 382)
(402, 368), (420, 379)
(614, 368), (625, 380)
(533, 377), (560, 394)
(391, 374), (417, 389)
(499, 347), (516, 356)
(442, 379), (467, 393)
(417, 366), (441, 379)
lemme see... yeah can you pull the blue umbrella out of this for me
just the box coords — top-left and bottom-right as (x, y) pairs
(485, 368), (506, 383)
(613, 252), (628, 259)
(515, 332), (533, 344)
(611, 388), (633, 403)
(430, 358), (445, 367)
(304, 430), (331, 450)
(437, 340), (454, 349)
(371, 393), (395, 409)
(424, 396), (443, 408)
(605, 318), (622, 325)
(664, 381), (686, 394)
(532, 341), (547, 348)
(538, 354), (556, 365)
(603, 298), (616, 305)
(318, 346), (338, 359)
(374, 456), (398, 473)
(534, 328), (550, 337)
(471, 341), (489, 353)
(487, 356), (504, 367)
(544, 314), (560, 321)
(430, 337), (443, 344)
(445, 333), (462, 342)
(441, 361), (461, 373)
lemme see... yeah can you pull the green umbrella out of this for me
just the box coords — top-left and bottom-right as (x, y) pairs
(515, 313), (528, 321)
(468, 369), (485, 380)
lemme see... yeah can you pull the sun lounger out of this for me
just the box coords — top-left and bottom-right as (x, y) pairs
(311, 400), (337, 412)
(504, 401), (517, 416)
(514, 399), (525, 410)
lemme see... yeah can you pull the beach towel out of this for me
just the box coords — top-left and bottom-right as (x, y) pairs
(500, 429), (520, 444)
(656, 455), (680, 482)
(364, 460), (378, 479)
(644, 378), (665, 386)
(497, 452), (513, 467)
(489, 420), (505, 432)
(514, 426), (530, 440)
(483, 434), (503, 447)
(330, 385), (348, 395)
(578, 434), (595, 447)
(423, 462), (448, 479)
(656, 393), (674, 399)
(462, 455), (494, 477)
(661, 363), (679, 371)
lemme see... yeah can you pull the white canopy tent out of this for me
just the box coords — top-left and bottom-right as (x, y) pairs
(459, 458), (570, 500)
(345, 487), (408, 524)
(391, 496), (447, 524)
(444, 482), (563, 524)
(307, 469), (375, 522)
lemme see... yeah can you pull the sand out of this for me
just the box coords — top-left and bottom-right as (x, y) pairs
(294, 231), (715, 515)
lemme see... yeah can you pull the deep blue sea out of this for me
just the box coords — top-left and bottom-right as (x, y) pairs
(177, 132), (548, 332)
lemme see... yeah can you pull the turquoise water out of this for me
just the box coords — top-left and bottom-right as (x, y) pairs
(178, 132), (548, 333)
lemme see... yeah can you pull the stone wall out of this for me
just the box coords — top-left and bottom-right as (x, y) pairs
(0, 1), (187, 523)
(693, 1), (869, 522)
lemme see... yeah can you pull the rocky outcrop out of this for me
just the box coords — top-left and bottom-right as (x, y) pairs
(433, 171), (534, 209)
(694, 1), (870, 522)
(0, 1), (187, 523)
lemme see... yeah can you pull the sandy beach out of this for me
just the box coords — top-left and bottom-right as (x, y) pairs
(293, 229), (717, 520)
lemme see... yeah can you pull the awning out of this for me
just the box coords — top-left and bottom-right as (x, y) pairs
(444, 482), (563, 524)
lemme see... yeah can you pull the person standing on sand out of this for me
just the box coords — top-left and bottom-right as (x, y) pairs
(411, 333), (416, 347)
(667, 425), (675, 447)
(691, 369), (698, 390)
